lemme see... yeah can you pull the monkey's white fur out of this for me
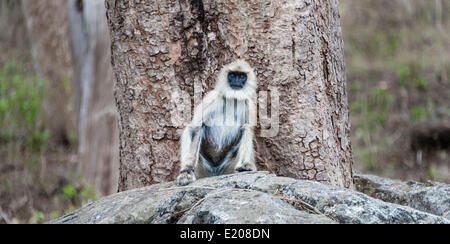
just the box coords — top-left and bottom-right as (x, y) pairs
(177, 60), (257, 186)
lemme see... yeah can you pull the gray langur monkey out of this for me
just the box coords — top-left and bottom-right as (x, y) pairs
(177, 60), (257, 186)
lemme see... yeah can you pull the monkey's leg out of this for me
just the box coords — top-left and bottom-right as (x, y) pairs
(234, 125), (257, 172)
(177, 126), (202, 186)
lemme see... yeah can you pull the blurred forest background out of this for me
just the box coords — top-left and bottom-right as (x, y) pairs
(0, 0), (449, 223)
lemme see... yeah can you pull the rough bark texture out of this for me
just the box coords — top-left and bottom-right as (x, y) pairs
(21, 0), (77, 144)
(68, 0), (120, 196)
(105, 0), (354, 191)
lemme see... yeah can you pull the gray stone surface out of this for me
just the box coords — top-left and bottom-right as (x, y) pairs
(354, 174), (450, 219)
(178, 190), (335, 224)
(49, 172), (450, 224)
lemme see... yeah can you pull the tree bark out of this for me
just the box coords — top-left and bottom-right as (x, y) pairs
(67, 0), (120, 196)
(106, 0), (354, 191)
(21, 0), (77, 144)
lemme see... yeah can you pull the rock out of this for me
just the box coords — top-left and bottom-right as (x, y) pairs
(178, 190), (335, 224)
(354, 174), (450, 219)
(49, 172), (450, 224)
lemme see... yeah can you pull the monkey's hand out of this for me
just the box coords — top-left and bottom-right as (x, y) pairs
(177, 167), (196, 186)
(235, 162), (257, 173)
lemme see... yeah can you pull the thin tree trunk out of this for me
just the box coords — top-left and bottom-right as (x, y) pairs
(106, 0), (354, 191)
(68, 0), (120, 196)
(21, 0), (77, 144)
(0, 0), (28, 53)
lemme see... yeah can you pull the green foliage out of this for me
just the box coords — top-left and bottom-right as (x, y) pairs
(350, 84), (395, 172)
(67, 131), (77, 147)
(396, 65), (411, 87)
(64, 207), (77, 216)
(0, 62), (48, 152)
(31, 210), (45, 224)
(427, 164), (437, 179)
(61, 183), (98, 202)
(350, 98), (363, 112)
(359, 149), (376, 170)
(62, 184), (76, 199)
(26, 130), (50, 153)
(61, 76), (71, 93)
(351, 86), (394, 131)
(377, 32), (400, 57)
(373, 88), (394, 111)
(350, 31), (400, 59)
(395, 65), (429, 90)
(410, 105), (428, 123)
(414, 77), (429, 90)
(349, 82), (362, 92)
(80, 185), (99, 202)
(50, 211), (60, 220)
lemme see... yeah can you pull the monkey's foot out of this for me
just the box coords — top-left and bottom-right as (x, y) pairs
(177, 168), (196, 186)
(235, 162), (256, 173)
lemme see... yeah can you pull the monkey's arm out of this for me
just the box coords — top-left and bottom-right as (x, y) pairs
(179, 126), (202, 170)
(234, 98), (257, 172)
(177, 126), (202, 186)
(177, 90), (220, 185)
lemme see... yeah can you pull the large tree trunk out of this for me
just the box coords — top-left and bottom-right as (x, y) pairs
(106, 0), (354, 191)
(21, 0), (77, 144)
(67, 0), (120, 196)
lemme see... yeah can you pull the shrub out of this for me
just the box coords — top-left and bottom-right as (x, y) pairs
(0, 62), (48, 152)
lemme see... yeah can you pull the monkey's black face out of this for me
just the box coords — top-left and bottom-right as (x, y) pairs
(228, 72), (247, 90)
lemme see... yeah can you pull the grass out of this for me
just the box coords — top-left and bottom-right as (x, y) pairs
(0, 61), (48, 151)
(410, 105), (429, 123)
(342, 0), (450, 182)
(0, 62), (98, 224)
